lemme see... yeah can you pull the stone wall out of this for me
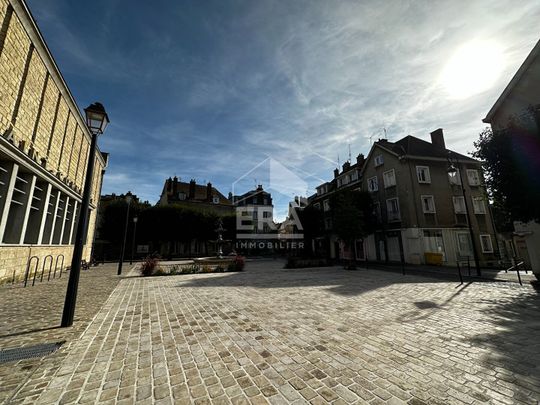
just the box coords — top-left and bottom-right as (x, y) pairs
(0, 0), (106, 285)
(0, 244), (93, 284)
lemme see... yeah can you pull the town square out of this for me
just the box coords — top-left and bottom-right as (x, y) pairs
(1, 0), (540, 403)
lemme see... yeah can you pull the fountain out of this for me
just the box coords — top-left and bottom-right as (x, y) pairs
(215, 218), (225, 259)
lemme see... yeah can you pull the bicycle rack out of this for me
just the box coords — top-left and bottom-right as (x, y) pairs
(43, 255), (54, 281)
(54, 254), (65, 279)
(24, 256), (39, 287)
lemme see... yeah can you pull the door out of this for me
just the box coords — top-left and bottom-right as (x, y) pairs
(456, 232), (472, 258)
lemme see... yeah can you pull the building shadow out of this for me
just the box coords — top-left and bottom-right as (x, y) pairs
(467, 288), (540, 391)
(176, 259), (492, 298)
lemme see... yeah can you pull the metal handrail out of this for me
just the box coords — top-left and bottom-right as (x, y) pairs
(505, 261), (525, 286)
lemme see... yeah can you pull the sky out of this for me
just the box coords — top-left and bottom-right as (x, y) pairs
(27, 0), (540, 220)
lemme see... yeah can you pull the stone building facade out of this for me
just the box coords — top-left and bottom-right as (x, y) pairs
(0, 0), (107, 284)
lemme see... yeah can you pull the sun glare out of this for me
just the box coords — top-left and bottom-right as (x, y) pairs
(440, 40), (505, 99)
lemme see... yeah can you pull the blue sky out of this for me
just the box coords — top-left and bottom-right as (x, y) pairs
(28, 0), (540, 220)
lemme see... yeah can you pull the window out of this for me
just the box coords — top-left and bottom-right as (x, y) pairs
(421, 195), (436, 213)
(452, 196), (466, 214)
(314, 202), (321, 210)
(472, 197), (486, 214)
(383, 169), (396, 188)
(467, 169), (481, 186)
(448, 169), (461, 185)
(374, 155), (384, 166)
(416, 166), (431, 183)
(178, 192), (186, 200)
(212, 196), (220, 204)
(351, 170), (358, 181)
(373, 201), (381, 223)
(337, 178), (342, 187)
(480, 234), (494, 253)
(324, 217), (332, 230)
(367, 176), (378, 192)
(323, 199), (330, 211)
(386, 198), (400, 221)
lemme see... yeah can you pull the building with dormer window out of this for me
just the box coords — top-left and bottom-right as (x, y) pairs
(158, 177), (233, 214)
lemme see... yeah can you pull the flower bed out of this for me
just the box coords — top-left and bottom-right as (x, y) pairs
(140, 256), (245, 277)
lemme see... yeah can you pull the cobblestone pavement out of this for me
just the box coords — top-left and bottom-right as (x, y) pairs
(0, 263), (126, 404)
(7, 260), (540, 404)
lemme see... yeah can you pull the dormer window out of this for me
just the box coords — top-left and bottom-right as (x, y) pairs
(212, 196), (220, 204)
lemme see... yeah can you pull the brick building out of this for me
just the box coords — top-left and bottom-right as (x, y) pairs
(0, 0), (108, 284)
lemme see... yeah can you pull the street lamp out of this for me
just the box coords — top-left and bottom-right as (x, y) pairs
(130, 216), (138, 265)
(447, 154), (482, 276)
(61, 102), (109, 327)
(117, 191), (133, 275)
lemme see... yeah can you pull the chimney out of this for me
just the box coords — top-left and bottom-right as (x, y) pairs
(167, 177), (172, 193)
(172, 176), (178, 194)
(334, 168), (339, 178)
(257, 184), (263, 191)
(342, 161), (351, 171)
(356, 153), (365, 167)
(189, 179), (196, 199)
(430, 128), (445, 149)
(206, 182), (213, 201)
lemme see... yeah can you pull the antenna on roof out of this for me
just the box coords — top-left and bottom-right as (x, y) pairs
(337, 154), (340, 167)
(348, 144), (352, 162)
(383, 128), (387, 139)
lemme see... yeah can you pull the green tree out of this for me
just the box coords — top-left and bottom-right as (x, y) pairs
(296, 205), (323, 256)
(474, 106), (540, 223)
(330, 189), (375, 267)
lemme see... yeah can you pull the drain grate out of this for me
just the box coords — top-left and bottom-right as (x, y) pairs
(0, 342), (64, 364)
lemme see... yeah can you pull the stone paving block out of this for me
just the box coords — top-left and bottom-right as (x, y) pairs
(3, 261), (539, 405)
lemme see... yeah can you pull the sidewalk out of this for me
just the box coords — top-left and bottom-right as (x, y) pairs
(359, 261), (538, 285)
(0, 263), (131, 404)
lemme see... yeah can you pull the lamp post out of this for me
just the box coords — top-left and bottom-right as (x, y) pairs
(117, 191), (132, 275)
(447, 153), (482, 277)
(61, 102), (109, 327)
(130, 216), (138, 265)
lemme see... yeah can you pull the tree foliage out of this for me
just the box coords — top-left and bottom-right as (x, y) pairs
(474, 106), (540, 223)
(296, 205), (323, 255)
(137, 205), (237, 245)
(330, 189), (375, 247)
(99, 202), (237, 252)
